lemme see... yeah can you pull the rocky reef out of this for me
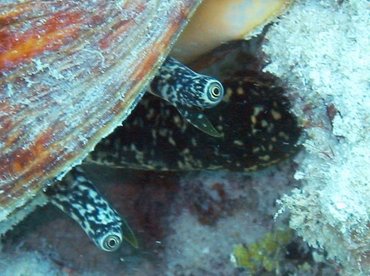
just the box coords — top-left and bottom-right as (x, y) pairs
(263, 0), (370, 274)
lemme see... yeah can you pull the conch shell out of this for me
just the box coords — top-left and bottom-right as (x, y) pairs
(173, 0), (293, 62)
(0, 0), (201, 233)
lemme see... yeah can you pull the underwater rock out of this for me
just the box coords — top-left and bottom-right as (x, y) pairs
(163, 169), (337, 275)
(263, 0), (370, 274)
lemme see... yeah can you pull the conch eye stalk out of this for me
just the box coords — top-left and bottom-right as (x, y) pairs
(45, 168), (128, 252)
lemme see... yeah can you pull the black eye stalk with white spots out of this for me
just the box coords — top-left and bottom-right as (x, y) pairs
(150, 57), (225, 137)
(45, 167), (137, 252)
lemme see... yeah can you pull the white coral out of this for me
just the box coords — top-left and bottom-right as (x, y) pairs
(263, 0), (370, 274)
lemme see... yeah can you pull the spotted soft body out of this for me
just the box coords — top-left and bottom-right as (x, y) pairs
(88, 70), (301, 172)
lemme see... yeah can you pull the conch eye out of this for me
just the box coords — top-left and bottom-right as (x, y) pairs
(102, 234), (122, 251)
(207, 81), (224, 102)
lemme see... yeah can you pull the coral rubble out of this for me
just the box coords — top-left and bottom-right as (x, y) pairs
(263, 0), (370, 274)
(163, 167), (335, 275)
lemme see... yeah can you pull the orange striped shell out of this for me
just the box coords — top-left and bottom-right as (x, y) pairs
(0, 0), (201, 233)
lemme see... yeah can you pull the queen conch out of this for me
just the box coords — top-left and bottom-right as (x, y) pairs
(0, 0), (293, 244)
(0, 0), (202, 235)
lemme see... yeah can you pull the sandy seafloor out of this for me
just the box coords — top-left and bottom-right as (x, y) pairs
(0, 161), (339, 275)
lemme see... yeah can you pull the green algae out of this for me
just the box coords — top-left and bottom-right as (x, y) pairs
(231, 229), (293, 274)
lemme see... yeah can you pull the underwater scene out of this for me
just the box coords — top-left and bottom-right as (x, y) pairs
(0, 0), (369, 275)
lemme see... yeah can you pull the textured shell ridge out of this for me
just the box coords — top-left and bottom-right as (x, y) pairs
(0, 0), (202, 233)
